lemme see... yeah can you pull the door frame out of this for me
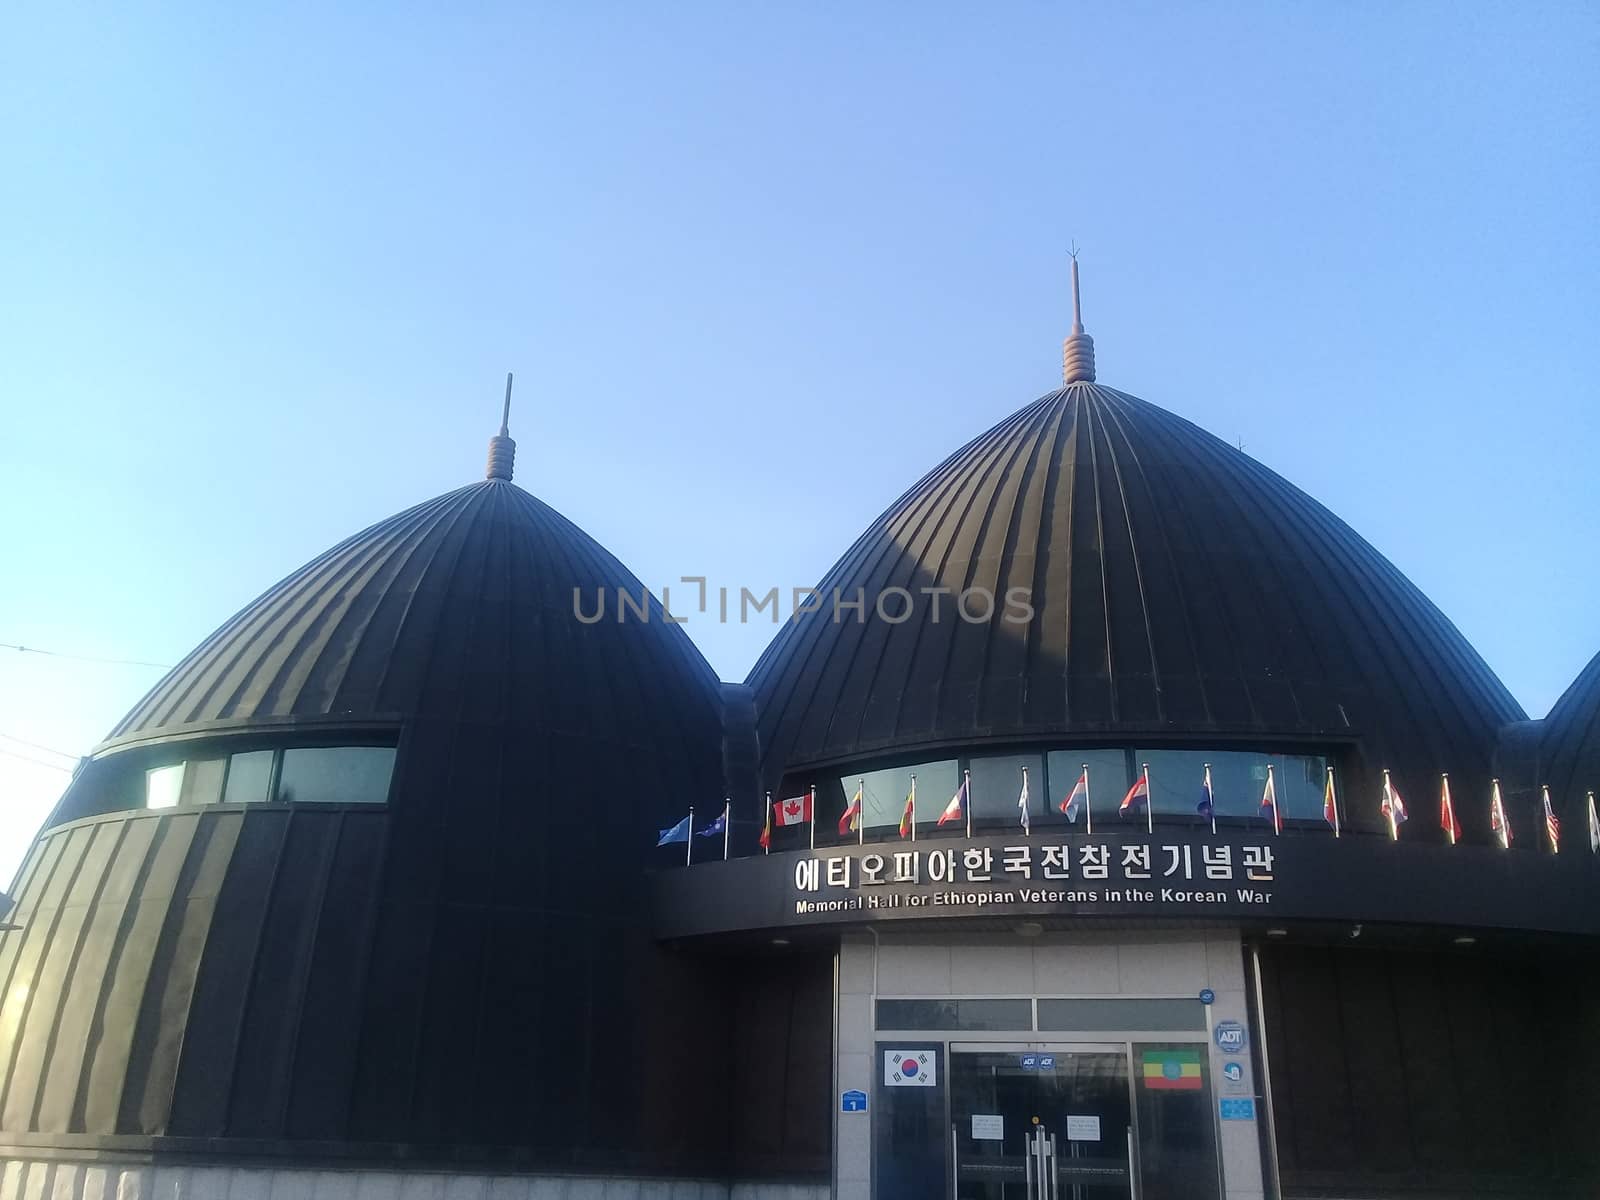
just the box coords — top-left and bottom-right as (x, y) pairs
(945, 1040), (1142, 1200)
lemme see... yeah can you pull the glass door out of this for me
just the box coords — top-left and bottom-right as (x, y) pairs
(949, 1044), (1133, 1199)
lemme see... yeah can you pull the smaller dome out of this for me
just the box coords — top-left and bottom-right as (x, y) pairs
(1542, 650), (1600, 818)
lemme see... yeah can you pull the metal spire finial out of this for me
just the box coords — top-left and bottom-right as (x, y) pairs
(486, 372), (517, 481)
(1062, 249), (1096, 384)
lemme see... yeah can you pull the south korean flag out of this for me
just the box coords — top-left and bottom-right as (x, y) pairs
(884, 1048), (937, 1087)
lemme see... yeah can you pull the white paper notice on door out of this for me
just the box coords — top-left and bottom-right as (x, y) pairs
(971, 1114), (1004, 1141)
(1066, 1114), (1101, 1142)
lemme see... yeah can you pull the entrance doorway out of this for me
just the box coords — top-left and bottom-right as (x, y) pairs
(947, 1043), (1220, 1200)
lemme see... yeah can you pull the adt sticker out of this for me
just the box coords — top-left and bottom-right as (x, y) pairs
(1214, 1020), (1248, 1054)
(1220, 1098), (1256, 1120)
(1199, 988), (1216, 1005)
(1020, 1054), (1039, 1070)
(1038, 1055), (1056, 1069)
(841, 1089), (867, 1112)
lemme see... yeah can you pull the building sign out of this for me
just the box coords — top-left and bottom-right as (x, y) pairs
(884, 1049), (937, 1086)
(653, 827), (1600, 941)
(790, 836), (1276, 921)
(1219, 1098), (1257, 1120)
(841, 1089), (867, 1112)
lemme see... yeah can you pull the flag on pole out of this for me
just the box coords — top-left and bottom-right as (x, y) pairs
(697, 810), (727, 839)
(1119, 775), (1149, 816)
(774, 793), (812, 827)
(1439, 774), (1461, 845)
(656, 815), (691, 846)
(839, 784), (863, 837)
(899, 780), (916, 839)
(1197, 765), (1215, 821)
(937, 776), (968, 827)
(1259, 766), (1281, 836)
(1380, 771), (1408, 841)
(1588, 792), (1599, 854)
(1490, 779), (1512, 848)
(759, 792), (772, 852)
(1323, 767), (1341, 836)
(1061, 770), (1089, 823)
(1018, 768), (1031, 834)
(1543, 786), (1561, 854)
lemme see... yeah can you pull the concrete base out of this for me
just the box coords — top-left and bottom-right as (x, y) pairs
(0, 1159), (828, 1200)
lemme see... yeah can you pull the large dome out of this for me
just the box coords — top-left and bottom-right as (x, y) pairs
(747, 381), (1524, 824)
(5, 472), (733, 1167)
(106, 478), (721, 755)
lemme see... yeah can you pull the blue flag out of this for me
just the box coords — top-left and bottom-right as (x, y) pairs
(697, 812), (727, 838)
(656, 815), (691, 846)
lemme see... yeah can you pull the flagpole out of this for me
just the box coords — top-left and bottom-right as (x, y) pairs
(1022, 765), (1031, 836)
(1589, 791), (1598, 855)
(723, 798), (731, 861)
(964, 768), (972, 839)
(1442, 774), (1453, 846)
(910, 774), (917, 843)
(686, 806), (694, 866)
(1205, 763), (1216, 835)
(763, 790), (771, 855)
(1383, 770), (1396, 842)
(1328, 765), (1340, 838)
(809, 784), (816, 851)
(1083, 764), (1091, 835)
(1143, 762), (1152, 834)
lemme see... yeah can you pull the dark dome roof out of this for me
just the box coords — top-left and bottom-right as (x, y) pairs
(1543, 650), (1600, 811)
(747, 382), (1523, 798)
(107, 478), (722, 749)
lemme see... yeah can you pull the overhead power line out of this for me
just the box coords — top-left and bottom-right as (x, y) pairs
(0, 747), (74, 774)
(1, 641), (171, 670)
(0, 732), (79, 762)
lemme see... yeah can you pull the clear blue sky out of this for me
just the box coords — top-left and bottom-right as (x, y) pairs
(2, 2), (1596, 881)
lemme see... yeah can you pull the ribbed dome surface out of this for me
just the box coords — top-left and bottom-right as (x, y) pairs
(748, 383), (1524, 807)
(1543, 650), (1600, 816)
(109, 479), (722, 747)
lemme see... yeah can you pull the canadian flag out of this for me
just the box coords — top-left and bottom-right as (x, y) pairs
(774, 793), (812, 827)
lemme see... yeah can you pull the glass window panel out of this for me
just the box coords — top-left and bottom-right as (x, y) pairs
(842, 760), (959, 836)
(876, 998), (1033, 1031)
(223, 750), (275, 804)
(966, 753), (1046, 829)
(1138, 749), (1329, 823)
(1045, 750), (1130, 829)
(1037, 997), (1206, 1032)
(177, 757), (226, 806)
(145, 763), (184, 810)
(1134, 1042), (1222, 1200)
(276, 746), (395, 804)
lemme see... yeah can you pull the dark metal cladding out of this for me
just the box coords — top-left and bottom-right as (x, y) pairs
(747, 383), (1525, 835)
(0, 479), (791, 1174)
(1542, 650), (1600, 821)
(106, 479), (721, 741)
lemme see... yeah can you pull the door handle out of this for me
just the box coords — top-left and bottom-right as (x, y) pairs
(1025, 1128), (1036, 1199)
(1127, 1124), (1142, 1200)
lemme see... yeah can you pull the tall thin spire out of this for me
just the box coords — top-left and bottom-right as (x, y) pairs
(1062, 248), (1097, 385)
(486, 372), (516, 481)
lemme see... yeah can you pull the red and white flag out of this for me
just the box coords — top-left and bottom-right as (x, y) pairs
(937, 777), (968, 827)
(1439, 775), (1461, 845)
(1490, 780), (1512, 849)
(1543, 786), (1561, 854)
(774, 793), (812, 827)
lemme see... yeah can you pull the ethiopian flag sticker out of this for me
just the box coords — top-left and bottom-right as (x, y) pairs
(1141, 1047), (1203, 1091)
